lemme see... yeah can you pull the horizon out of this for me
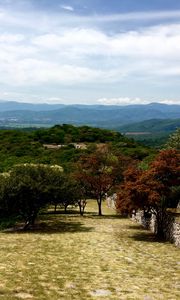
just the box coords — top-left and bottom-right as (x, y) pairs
(0, 99), (180, 107)
(0, 1), (180, 105)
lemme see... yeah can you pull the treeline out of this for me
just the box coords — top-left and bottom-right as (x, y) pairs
(0, 164), (82, 230)
(0, 124), (151, 229)
(0, 124), (153, 172)
(0, 147), (133, 229)
(0, 126), (179, 238)
(34, 124), (125, 143)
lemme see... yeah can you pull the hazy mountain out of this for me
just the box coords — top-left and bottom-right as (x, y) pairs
(0, 101), (180, 129)
(117, 118), (180, 133)
(0, 100), (65, 111)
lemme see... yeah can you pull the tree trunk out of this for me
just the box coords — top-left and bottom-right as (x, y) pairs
(78, 200), (87, 216)
(23, 220), (30, 230)
(31, 213), (36, 226)
(79, 204), (83, 216)
(155, 208), (166, 239)
(64, 204), (68, 213)
(97, 198), (102, 216)
(23, 212), (37, 230)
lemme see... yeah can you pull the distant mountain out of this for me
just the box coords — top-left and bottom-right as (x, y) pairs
(117, 118), (180, 133)
(0, 100), (65, 111)
(0, 101), (180, 128)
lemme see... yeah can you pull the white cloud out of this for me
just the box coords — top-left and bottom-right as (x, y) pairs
(46, 97), (64, 103)
(1, 6), (180, 32)
(97, 97), (180, 105)
(97, 97), (146, 105)
(60, 5), (74, 12)
(0, 22), (180, 88)
(0, 55), (115, 86)
(93, 10), (180, 22)
(0, 6), (180, 103)
(0, 33), (24, 43)
(31, 24), (180, 60)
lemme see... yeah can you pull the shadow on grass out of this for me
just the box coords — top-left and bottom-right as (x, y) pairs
(128, 224), (148, 230)
(4, 220), (93, 234)
(80, 213), (126, 220)
(128, 223), (166, 243)
(42, 209), (124, 220)
(131, 231), (165, 243)
(41, 209), (80, 215)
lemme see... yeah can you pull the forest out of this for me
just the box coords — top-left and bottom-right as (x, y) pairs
(0, 124), (179, 238)
(0, 124), (153, 172)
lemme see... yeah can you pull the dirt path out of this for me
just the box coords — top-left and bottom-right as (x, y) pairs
(0, 202), (179, 299)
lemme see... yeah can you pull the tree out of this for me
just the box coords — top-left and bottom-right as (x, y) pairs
(58, 177), (80, 213)
(1, 164), (64, 229)
(165, 128), (180, 150)
(74, 147), (131, 215)
(116, 149), (180, 237)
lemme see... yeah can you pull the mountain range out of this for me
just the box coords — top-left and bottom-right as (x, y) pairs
(0, 101), (179, 133)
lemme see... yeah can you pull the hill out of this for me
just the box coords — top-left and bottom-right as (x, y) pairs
(0, 100), (65, 111)
(116, 118), (180, 147)
(0, 124), (153, 172)
(0, 101), (179, 128)
(117, 118), (180, 133)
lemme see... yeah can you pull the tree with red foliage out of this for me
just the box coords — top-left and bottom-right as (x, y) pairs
(116, 149), (180, 237)
(75, 147), (131, 215)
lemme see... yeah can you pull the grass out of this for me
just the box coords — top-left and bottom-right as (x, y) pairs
(0, 201), (179, 300)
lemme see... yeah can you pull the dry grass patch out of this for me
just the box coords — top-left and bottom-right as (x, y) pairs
(0, 201), (179, 299)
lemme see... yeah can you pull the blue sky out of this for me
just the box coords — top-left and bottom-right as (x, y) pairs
(0, 0), (180, 105)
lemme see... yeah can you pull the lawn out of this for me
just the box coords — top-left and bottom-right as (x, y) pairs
(0, 201), (179, 300)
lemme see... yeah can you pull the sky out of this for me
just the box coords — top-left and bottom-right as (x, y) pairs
(0, 0), (180, 105)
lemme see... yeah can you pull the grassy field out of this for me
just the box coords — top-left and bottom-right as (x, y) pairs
(0, 201), (179, 300)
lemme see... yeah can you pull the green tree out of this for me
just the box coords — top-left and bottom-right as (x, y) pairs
(165, 128), (180, 149)
(1, 164), (63, 229)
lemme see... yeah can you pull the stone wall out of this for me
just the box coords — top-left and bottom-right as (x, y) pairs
(133, 210), (180, 247)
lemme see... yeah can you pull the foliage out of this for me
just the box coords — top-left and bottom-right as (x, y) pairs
(118, 118), (180, 134)
(0, 124), (153, 224)
(52, 176), (83, 214)
(165, 128), (180, 149)
(116, 119), (180, 148)
(0, 125), (152, 172)
(116, 149), (180, 237)
(0, 164), (64, 229)
(127, 132), (170, 148)
(33, 124), (126, 144)
(74, 146), (132, 215)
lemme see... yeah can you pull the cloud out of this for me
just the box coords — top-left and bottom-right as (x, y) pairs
(46, 97), (64, 103)
(0, 33), (24, 43)
(0, 5), (180, 104)
(93, 10), (180, 22)
(0, 54), (116, 86)
(31, 24), (180, 60)
(1, 6), (180, 32)
(97, 97), (146, 105)
(60, 5), (74, 12)
(97, 97), (180, 105)
(1, 22), (180, 88)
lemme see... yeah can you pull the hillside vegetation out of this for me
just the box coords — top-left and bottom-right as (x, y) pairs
(118, 118), (180, 133)
(0, 101), (179, 147)
(116, 119), (180, 147)
(0, 124), (153, 172)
